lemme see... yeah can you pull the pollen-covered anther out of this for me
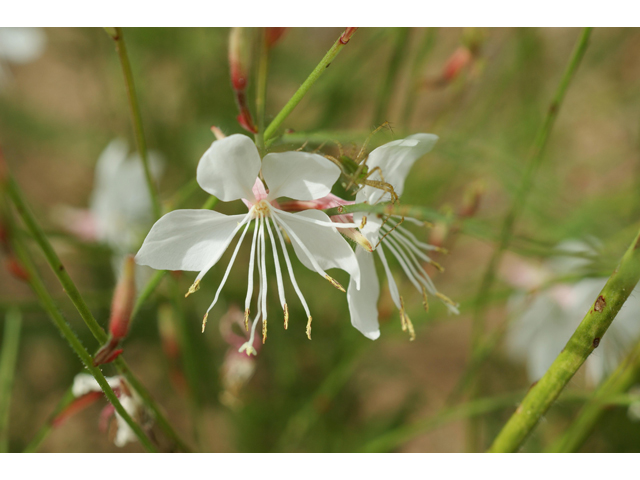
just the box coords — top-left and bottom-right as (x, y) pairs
(359, 215), (367, 229)
(306, 316), (312, 340)
(430, 261), (445, 273)
(406, 316), (416, 341)
(422, 287), (429, 312)
(239, 342), (257, 357)
(399, 297), (408, 332)
(325, 274), (346, 292)
(185, 279), (200, 298)
(244, 308), (250, 331)
(201, 312), (209, 333)
(435, 292), (457, 307)
(262, 318), (267, 344)
(253, 200), (271, 216)
(284, 303), (289, 330)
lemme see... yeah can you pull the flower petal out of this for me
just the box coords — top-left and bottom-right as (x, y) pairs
(357, 133), (438, 204)
(135, 209), (247, 272)
(347, 248), (380, 340)
(274, 209), (361, 288)
(262, 151), (340, 201)
(353, 212), (383, 246)
(197, 134), (261, 202)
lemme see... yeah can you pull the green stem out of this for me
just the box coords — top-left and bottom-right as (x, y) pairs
(488, 225), (640, 452)
(11, 238), (158, 452)
(255, 29), (269, 156)
(548, 335), (640, 452)
(106, 27), (161, 220)
(263, 28), (357, 147)
(467, 27), (592, 451)
(373, 28), (410, 125)
(0, 308), (21, 452)
(7, 176), (191, 452)
(132, 269), (166, 320)
(23, 388), (75, 453)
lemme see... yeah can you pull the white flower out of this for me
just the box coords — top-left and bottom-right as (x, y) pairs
(504, 241), (640, 385)
(341, 134), (459, 340)
(0, 28), (46, 86)
(55, 139), (163, 275)
(135, 134), (361, 354)
(72, 373), (151, 448)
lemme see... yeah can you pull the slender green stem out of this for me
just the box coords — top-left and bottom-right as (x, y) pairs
(10, 237), (158, 452)
(132, 269), (166, 320)
(467, 27), (592, 451)
(201, 195), (219, 211)
(106, 27), (161, 220)
(0, 308), (21, 452)
(263, 28), (357, 147)
(548, 335), (640, 452)
(23, 388), (75, 453)
(488, 225), (640, 452)
(255, 29), (269, 156)
(373, 28), (410, 125)
(7, 176), (191, 452)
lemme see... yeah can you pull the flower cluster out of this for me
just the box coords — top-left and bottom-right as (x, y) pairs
(136, 132), (457, 354)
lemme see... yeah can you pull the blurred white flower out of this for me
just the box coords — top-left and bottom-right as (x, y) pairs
(136, 134), (361, 353)
(55, 139), (163, 275)
(504, 241), (640, 386)
(0, 27), (46, 86)
(72, 373), (152, 448)
(329, 134), (459, 340)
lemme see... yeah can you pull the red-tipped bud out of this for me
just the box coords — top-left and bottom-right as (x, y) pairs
(52, 391), (103, 427)
(265, 27), (287, 48)
(236, 112), (258, 134)
(158, 304), (180, 361)
(5, 257), (29, 282)
(228, 28), (258, 134)
(340, 27), (358, 45)
(109, 255), (136, 340)
(93, 337), (121, 366)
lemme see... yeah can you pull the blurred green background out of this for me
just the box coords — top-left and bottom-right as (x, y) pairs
(1, 27), (640, 452)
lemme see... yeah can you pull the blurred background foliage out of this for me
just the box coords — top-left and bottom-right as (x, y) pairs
(1, 27), (640, 452)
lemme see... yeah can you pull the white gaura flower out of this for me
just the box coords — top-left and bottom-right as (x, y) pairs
(72, 373), (152, 448)
(55, 139), (163, 276)
(136, 134), (361, 354)
(0, 27), (46, 86)
(337, 134), (459, 340)
(504, 241), (640, 386)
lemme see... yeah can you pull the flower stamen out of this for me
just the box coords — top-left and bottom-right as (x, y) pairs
(306, 316), (312, 340)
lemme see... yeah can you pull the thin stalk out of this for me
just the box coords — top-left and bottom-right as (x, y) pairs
(106, 27), (161, 220)
(548, 335), (640, 452)
(0, 308), (21, 452)
(23, 388), (75, 453)
(7, 176), (191, 452)
(131, 269), (166, 320)
(255, 29), (269, 156)
(373, 28), (410, 125)
(488, 225), (640, 452)
(467, 27), (592, 451)
(263, 28), (357, 147)
(10, 237), (158, 452)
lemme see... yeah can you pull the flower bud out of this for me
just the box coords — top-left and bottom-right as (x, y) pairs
(265, 28), (287, 48)
(229, 27), (257, 134)
(109, 255), (136, 339)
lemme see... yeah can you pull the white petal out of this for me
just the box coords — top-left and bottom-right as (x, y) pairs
(0, 27), (46, 64)
(353, 212), (382, 246)
(347, 248), (381, 340)
(197, 134), (261, 202)
(135, 209), (247, 271)
(262, 151), (340, 201)
(71, 373), (120, 397)
(274, 209), (361, 288)
(356, 133), (438, 205)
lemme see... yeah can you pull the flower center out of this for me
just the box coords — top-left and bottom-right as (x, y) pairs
(253, 199), (271, 217)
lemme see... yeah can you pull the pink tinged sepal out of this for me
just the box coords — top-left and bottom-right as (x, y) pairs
(51, 391), (104, 427)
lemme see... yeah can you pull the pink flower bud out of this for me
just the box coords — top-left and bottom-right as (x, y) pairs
(109, 255), (136, 340)
(229, 28), (258, 134)
(442, 46), (472, 83)
(265, 27), (287, 48)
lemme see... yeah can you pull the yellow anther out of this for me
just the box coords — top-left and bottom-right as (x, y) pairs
(359, 215), (367, 229)
(325, 275), (346, 292)
(422, 287), (429, 312)
(185, 280), (200, 298)
(262, 318), (267, 344)
(201, 312), (208, 333)
(306, 316), (312, 340)
(406, 317), (416, 341)
(244, 308), (250, 331)
(284, 303), (289, 330)
(435, 292), (457, 307)
(399, 297), (407, 332)
(430, 261), (445, 273)
(239, 343), (257, 357)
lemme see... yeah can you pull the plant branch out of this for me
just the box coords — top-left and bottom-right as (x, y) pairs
(488, 225), (640, 452)
(0, 308), (21, 452)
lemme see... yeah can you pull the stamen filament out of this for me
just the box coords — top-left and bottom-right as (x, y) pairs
(265, 216), (286, 311)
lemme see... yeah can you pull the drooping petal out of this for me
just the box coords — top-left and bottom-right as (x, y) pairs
(135, 209), (247, 272)
(262, 151), (340, 201)
(273, 209), (361, 288)
(197, 134), (261, 202)
(347, 248), (381, 340)
(356, 133), (438, 205)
